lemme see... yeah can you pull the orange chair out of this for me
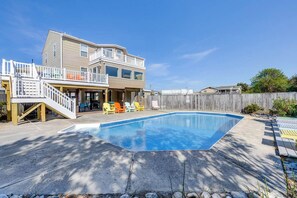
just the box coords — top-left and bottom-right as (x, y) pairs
(114, 102), (125, 113)
(67, 74), (74, 80)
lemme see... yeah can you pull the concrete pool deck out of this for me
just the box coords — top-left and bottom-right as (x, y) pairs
(0, 111), (286, 195)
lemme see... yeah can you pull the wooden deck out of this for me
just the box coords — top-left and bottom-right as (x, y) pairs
(272, 121), (297, 158)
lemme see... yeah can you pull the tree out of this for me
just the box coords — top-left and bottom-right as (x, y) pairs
(251, 68), (289, 93)
(236, 82), (250, 92)
(288, 75), (297, 92)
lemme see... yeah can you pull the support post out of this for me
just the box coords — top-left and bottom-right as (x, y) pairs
(11, 103), (18, 125)
(60, 86), (63, 92)
(105, 88), (108, 103)
(37, 106), (41, 120)
(40, 103), (46, 122)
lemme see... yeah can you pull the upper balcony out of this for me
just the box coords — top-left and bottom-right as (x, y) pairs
(89, 48), (145, 69)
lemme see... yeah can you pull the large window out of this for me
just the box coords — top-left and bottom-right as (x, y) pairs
(122, 69), (131, 79)
(106, 66), (118, 77)
(134, 71), (143, 80)
(80, 44), (88, 57)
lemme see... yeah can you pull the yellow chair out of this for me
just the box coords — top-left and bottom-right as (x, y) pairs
(280, 129), (297, 141)
(134, 102), (144, 111)
(103, 103), (115, 114)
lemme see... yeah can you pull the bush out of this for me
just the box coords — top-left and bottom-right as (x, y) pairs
(242, 103), (263, 114)
(0, 101), (7, 120)
(272, 98), (297, 117)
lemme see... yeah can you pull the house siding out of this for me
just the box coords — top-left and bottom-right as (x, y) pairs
(62, 37), (97, 71)
(101, 62), (145, 89)
(42, 31), (61, 68)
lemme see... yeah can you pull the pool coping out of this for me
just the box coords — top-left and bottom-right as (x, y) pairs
(58, 111), (245, 152)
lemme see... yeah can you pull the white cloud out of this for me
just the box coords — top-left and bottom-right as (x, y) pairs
(181, 47), (218, 62)
(147, 63), (170, 77)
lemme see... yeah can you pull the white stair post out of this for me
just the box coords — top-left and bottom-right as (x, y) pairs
(10, 60), (15, 76)
(2, 59), (5, 74)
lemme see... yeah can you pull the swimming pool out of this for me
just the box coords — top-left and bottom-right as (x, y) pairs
(62, 112), (243, 151)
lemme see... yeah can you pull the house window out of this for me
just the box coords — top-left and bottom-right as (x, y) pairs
(53, 43), (57, 58)
(134, 71), (143, 80)
(81, 67), (88, 73)
(103, 48), (113, 58)
(106, 66), (118, 77)
(80, 44), (88, 57)
(122, 69), (131, 79)
(116, 49), (123, 59)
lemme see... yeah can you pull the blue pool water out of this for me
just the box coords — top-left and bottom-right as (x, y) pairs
(88, 112), (242, 151)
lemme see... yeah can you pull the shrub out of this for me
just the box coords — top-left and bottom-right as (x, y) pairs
(0, 101), (7, 120)
(242, 103), (263, 114)
(272, 98), (297, 117)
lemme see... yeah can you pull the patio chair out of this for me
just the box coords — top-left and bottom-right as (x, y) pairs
(125, 102), (135, 112)
(103, 103), (115, 115)
(152, 100), (160, 110)
(79, 103), (88, 112)
(134, 102), (144, 111)
(114, 102), (125, 113)
(280, 128), (297, 141)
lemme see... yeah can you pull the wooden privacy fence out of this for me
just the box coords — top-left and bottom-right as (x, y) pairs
(144, 92), (297, 113)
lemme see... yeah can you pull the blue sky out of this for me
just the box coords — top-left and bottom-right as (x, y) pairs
(0, 1), (296, 91)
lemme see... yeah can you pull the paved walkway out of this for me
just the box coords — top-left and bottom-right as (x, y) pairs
(0, 111), (286, 195)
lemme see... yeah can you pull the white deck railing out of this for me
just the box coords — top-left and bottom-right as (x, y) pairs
(1, 59), (108, 85)
(11, 77), (76, 118)
(89, 48), (145, 68)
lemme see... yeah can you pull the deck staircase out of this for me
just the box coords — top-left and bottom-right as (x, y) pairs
(1, 59), (76, 120)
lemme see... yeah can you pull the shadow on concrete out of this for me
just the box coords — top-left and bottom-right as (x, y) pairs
(0, 118), (286, 196)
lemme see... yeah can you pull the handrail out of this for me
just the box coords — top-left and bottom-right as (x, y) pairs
(89, 48), (145, 68)
(42, 80), (76, 113)
(2, 59), (108, 85)
(11, 77), (76, 116)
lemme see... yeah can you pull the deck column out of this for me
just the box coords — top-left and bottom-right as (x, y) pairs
(59, 86), (63, 92)
(11, 103), (18, 125)
(40, 103), (46, 122)
(105, 88), (108, 103)
(37, 105), (41, 120)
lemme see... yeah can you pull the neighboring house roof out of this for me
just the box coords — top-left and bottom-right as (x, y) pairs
(215, 85), (241, 90)
(199, 85), (241, 93)
(46, 30), (144, 60)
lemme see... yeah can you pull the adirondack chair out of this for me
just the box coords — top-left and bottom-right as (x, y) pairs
(103, 103), (115, 114)
(134, 102), (144, 111)
(152, 100), (160, 110)
(114, 102), (125, 113)
(125, 102), (135, 112)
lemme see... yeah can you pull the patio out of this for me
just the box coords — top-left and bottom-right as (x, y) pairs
(0, 111), (286, 196)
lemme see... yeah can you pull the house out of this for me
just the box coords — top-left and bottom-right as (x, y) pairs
(42, 30), (145, 105)
(0, 30), (146, 125)
(199, 87), (218, 94)
(200, 85), (241, 94)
